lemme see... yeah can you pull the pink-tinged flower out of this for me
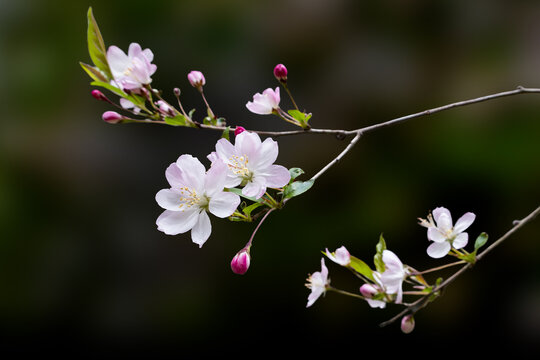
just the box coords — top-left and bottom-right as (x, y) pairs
(374, 250), (406, 304)
(102, 111), (123, 123)
(401, 315), (415, 334)
(155, 155), (241, 247)
(120, 98), (141, 115)
(360, 283), (386, 309)
(231, 248), (251, 275)
(246, 87), (280, 115)
(306, 258), (330, 308)
(234, 126), (246, 136)
(419, 207), (476, 259)
(273, 64), (288, 82)
(107, 42), (157, 91)
(155, 100), (175, 116)
(325, 246), (351, 266)
(187, 70), (206, 89)
(207, 131), (290, 199)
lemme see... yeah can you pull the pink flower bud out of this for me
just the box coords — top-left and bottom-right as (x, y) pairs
(234, 126), (246, 136)
(91, 89), (108, 101)
(360, 283), (378, 298)
(231, 248), (251, 275)
(187, 70), (206, 89)
(102, 111), (123, 123)
(156, 100), (175, 116)
(401, 315), (415, 334)
(273, 64), (288, 82)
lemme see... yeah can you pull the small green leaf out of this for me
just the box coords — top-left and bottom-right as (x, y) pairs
(283, 179), (314, 199)
(221, 126), (231, 141)
(374, 234), (387, 273)
(349, 256), (375, 281)
(203, 116), (213, 125)
(188, 108), (196, 119)
(474, 232), (489, 251)
(288, 167), (305, 181)
(80, 62), (108, 83)
(90, 81), (126, 97)
(86, 7), (112, 79)
(215, 117), (226, 126)
(287, 109), (312, 125)
(242, 202), (263, 217)
(164, 115), (188, 126)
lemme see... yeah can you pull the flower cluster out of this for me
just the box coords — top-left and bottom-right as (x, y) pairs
(306, 207), (482, 333)
(156, 131), (291, 247)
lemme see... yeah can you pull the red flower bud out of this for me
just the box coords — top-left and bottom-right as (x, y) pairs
(102, 111), (123, 123)
(234, 126), (246, 136)
(231, 248), (251, 275)
(273, 64), (288, 82)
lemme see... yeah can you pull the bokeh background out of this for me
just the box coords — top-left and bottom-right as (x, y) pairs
(1, 0), (539, 355)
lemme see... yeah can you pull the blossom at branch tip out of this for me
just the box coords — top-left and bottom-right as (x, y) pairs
(306, 258), (329, 307)
(419, 207), (476, 258)
(187, 70), (206, 89)
(207, 131), (290, 199)
(107, 42), (157, 91)
(102, 111), (123, 123)
(373, 250), (406, 304)
(273, 64), (288, 82)
(246, 87), (280, 115)
(325, 246), (351, 266)
(155, 155), (240, 247)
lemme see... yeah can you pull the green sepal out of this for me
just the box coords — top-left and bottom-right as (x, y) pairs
(288, 167), (305, 181)
(374, 234), (387, 273)
(221, 126), (231, 141)
(283, 179), (314, 199)
(86, 7), (112, 79)
(349, 256), (375, 281)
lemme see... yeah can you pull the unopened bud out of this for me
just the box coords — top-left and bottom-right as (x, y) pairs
(91, 89), (108, 101)
(174, 87), (181, 97)
(156, 100), (175, 116)
(187, 70), (206, 89)
(360, 283), (378, 298)
(401, 315), (415, 334)
(231, 248), (251, 275)
(234, 126), (246, 136)
(273, 64), (288, 82)
(102, 111), (123, 123)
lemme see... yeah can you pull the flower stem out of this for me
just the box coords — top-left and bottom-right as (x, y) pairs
(413, 260), (466, 275)
(245, 208), (276, 248)
(328, 286), (365, 300)
(281, 82), (300, 111)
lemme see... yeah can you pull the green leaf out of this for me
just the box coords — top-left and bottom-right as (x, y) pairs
(164, 115), (188, 126)
(90, 81), (126, 97)
(80, 62), (108, 83)
(221, 126), (231, 141)
(86, 7), (112, 79)
(287, 109), (312, 125)
(203, 116), (213, 125)
(349, 256), (375, 281)
(288, 167), (305, 181)
(226, 188), (264, 203)
(283, 179), (314, 199)
(374, 234), (387, 273)
(242, 202), (263, 217)
(474, 232), (489, 251)
(188, 108), (196, 119)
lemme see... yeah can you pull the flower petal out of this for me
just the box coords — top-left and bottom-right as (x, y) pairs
(454, 212), (476, 233)
(260, 165), (291, 188)
(426, 241), (451, 258)
(253, 137), (279, 170)
(428, 227), (447, 243)
(452, 232), (468, 249)
(107, 45), (129, 77)
(156, 209), (198, 235)
(306, 286), (324, 308)
(235, 131), (262, 160)
(176, 154), (206, 191)
(155, 189), (181, 210)
(204, 160), (228, 197)
(242, 177), (266, 199)
(246, 100), (272, 115)
(165, 162), (184, 188)
(209, 191), (240, 218)
(433, 207), (452, 226)
(191, 211), (212, 247)
(435, 212), (453, 232)
(366, 298), (386, 309)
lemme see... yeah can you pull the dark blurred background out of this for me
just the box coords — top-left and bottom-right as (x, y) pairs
(1, 0), (539, 355)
